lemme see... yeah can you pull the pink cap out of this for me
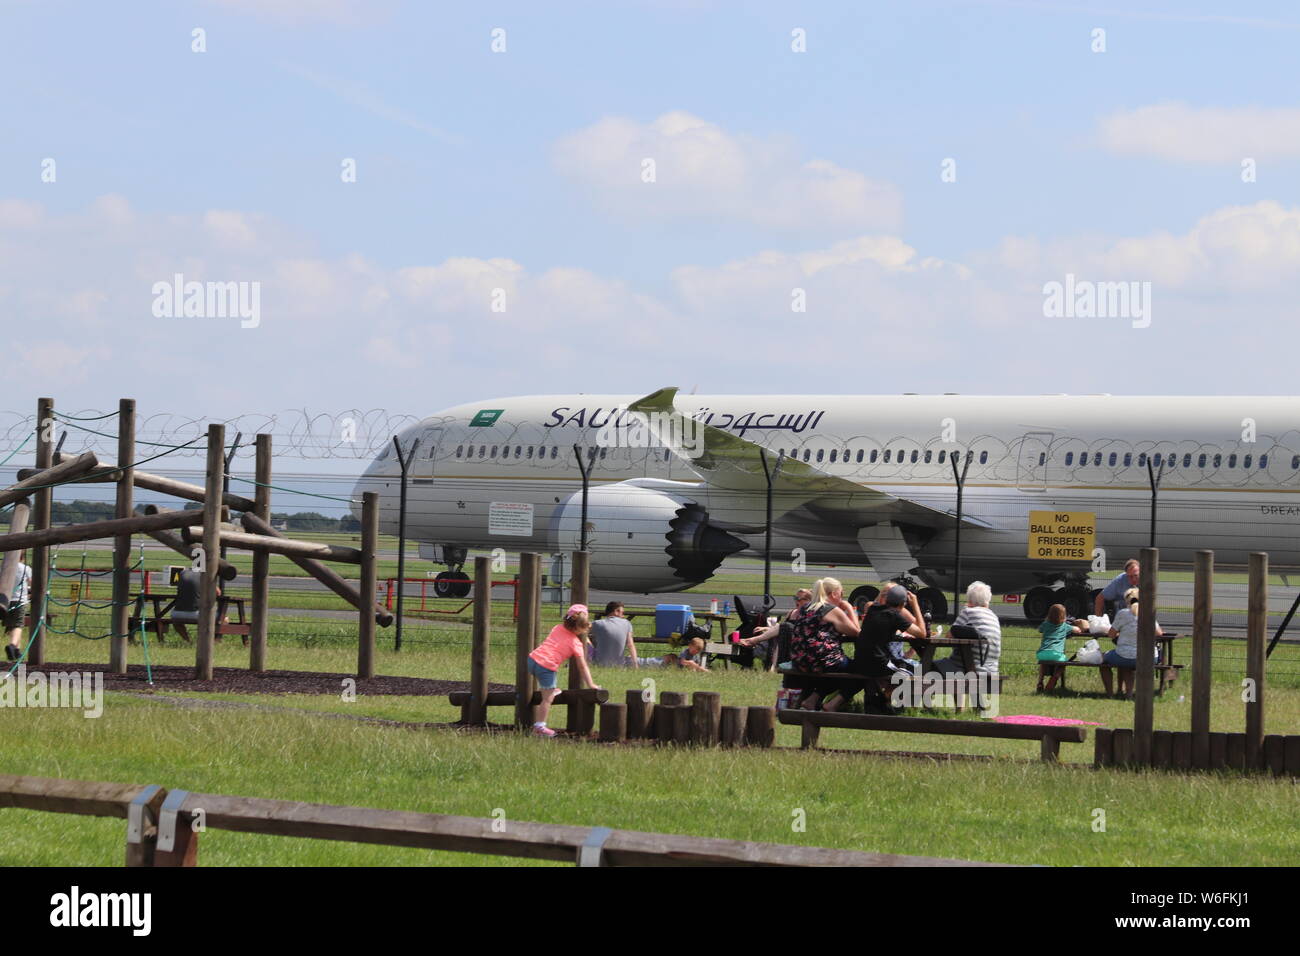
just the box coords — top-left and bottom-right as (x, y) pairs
(566, 603), (589, 618)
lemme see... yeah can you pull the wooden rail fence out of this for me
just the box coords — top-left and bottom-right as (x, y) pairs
(0, 774), (1004, 867)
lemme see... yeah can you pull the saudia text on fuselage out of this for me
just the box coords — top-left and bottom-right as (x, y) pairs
(544, 405), (828, 438)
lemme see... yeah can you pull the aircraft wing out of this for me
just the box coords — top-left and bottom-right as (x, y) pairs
(626, 386), (992, 530)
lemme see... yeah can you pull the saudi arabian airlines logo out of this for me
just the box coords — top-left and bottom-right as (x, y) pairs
(470, 409), (504, 427)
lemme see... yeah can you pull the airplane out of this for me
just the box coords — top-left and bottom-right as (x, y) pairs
(352, 388), (1300, 623)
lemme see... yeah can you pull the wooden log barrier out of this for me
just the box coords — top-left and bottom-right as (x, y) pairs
(719, 706), (745, 748)
(1246, 552), (1267, 770)
(746, 706), (776, 748)
(250, 433), (271, 673)
(1191, 550), (1213, 769)
(467, 555), (490, 725)
(599, 703), (627, 742)
(626, 688), (653, 740)
(691, 692), (721, 746)
(0, 451), (100, 509)
(515, 552), (541, 728)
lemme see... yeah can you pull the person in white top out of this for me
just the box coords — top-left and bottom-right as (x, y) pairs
(4, 553), (33, 662)
(932, 581), (1001, 675)
(1100, 587), (1161, 697)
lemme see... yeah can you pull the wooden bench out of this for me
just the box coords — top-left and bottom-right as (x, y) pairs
(1042, 634), (1183, 695)
(128, 593), (249, 645)
(777, 709), (1087, 762)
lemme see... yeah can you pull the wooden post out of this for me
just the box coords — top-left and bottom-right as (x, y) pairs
(626, 688), (653, 739)
(1285, 736), (1300, 776)
(515, 552), (540, 727)
(720, 706), (745, 747)
(746, 706), (775, 748)
(1040, 734), (1060, 763)
(672, 704), (691, 744)
(29, 397), (52, 666)
(467, 554), (490, 725)
(1133, 547), (1158, 765)
(195, 424), (224, 681)
(1171, 731), (1192, 770)
(1209, 732), (1227, 770)
(599, 702), (626, 742)
(691, 692), (721, 746)
(654, 704), (677, 745)
(566, 550), (590, 734)
(1093, 727), (1113, 767)
(1191, 549), (1213, 769)
(110, 399), (135, 674)
(1264, 735), (1286, 775)
(1112, 728), (1133, 766)
(358, 492), (379, 680)
(249, 434), (271, 673)
(1246, 552), (1267, 770)
(660, 691), (687, 707)
(1151, 730), (1172, 769)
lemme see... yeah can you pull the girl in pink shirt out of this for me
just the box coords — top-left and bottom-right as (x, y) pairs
(527, 604), (601, 736)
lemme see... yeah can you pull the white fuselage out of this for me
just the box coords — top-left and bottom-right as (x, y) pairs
(354, 394), (1300, 594)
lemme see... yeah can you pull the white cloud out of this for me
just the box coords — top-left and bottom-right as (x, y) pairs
(1099, 102), (1300, 163)
(3, 194), (1298, 411)
(552, 111), (903, 232)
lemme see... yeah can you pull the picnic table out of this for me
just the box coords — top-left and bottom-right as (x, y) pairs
(591, 609), (739, 662)
(128, 592), (249, 644)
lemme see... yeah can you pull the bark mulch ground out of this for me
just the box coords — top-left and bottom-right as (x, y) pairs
(33, 662), (513, 697)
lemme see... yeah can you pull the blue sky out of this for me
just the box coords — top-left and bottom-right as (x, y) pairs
(2, 0), (1299, 426)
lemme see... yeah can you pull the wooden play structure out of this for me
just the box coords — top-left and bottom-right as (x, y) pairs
(1092, 547), (1300, 774)
(0, 397), (392, 679)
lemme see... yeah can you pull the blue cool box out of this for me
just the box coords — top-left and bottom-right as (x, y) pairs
(654, 604), (693, 639)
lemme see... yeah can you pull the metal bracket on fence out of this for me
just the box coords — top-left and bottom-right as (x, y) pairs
(156, 789), (191, 853)
(577, 826), (612, 867)
(125, 784), (162, 845)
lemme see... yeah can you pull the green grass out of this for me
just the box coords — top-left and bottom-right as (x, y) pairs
(4, 607), (1300, 867)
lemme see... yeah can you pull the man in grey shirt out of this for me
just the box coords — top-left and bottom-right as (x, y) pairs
(590, 601), (640, 667)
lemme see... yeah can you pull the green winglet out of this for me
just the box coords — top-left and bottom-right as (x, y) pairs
(627, 387), (679, 415)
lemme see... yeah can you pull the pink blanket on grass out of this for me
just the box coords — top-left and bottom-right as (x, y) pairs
(994, 715), (1101, 727)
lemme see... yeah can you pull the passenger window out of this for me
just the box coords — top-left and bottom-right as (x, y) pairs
(856, 449), (864, 463)
(599, 448), (607, 459)
(829, 450), (837, 463)
(1154, 453), (1162, 467)
(1198, 454), (1206, 467)
(1244, 454), (1252, 469)
(939, 450), (947, 464)
(1108, 453), (1117, 467)
(979, 451), (988, 465)
(1228, 454), (1237, 468)
(526, 446), (534, 459)
(455, 445), (463, 458)
(1138, 453), (1147, 467)
(1213, 454), (1221, 468)
(1293, 455), (1300, 469)
(884, 450), (892, 463)
(1065, 452), (1074, 466)
(1260, 455), (1268, 468)
(1123, 453), (1132, 467)
(478, 446), (486, 458)
(816, 449), (825, 463)
(911, 450), (919, 463)
(802, 449), (810, 462)
(1183, 454), (1191, 468)
(870, 450), (878, 463)
(1038, 453), (1046, 466)
(551, 446), (558, 459)
(924, 450), (932, 464)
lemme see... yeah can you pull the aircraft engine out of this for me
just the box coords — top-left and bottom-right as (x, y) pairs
(550, 484), (748, 593)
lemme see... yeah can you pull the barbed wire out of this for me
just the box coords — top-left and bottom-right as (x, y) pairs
(0, 408), (424, 461)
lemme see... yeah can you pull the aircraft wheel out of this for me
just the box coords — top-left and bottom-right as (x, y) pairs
(1061, 586), (1091, 620)
(449, 570), (472, 598)
(1023, 586), (1054, 624)
(848, 585), (879, 613)
(918, 587), (948, 622)
(433, 571), (457, 598)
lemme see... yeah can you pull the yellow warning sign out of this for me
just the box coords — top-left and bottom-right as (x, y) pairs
(1028, 510), (1096, 560)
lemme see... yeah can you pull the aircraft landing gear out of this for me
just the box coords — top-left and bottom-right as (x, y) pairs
(434, 546), (471, 598)
(433, 570), (471, 599)
(1024, 586), (1054, 624)
(917, 587), (949, 623)
(848, 584), (880, 614)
